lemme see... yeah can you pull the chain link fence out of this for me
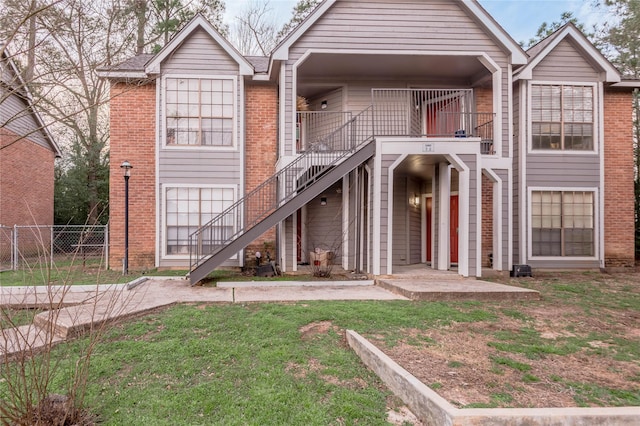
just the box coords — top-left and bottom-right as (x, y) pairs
(0, 225), (108, 271)
(0, 225), (13, 272)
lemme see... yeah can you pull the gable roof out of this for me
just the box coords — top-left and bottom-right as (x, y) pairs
(272, 0), (527, 65)
(516, 22), (620, 82)
(145, 14), (254, 76)
(1, 50), (61, 157)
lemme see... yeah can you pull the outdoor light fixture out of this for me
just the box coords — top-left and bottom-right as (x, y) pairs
(320, 197), (327, 206)
(120, 160), (132, 275)
(410, 193), (420, 207)
(321, 100), (328, 109)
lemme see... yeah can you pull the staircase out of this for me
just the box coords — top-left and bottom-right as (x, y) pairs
(188, 106), (375, 284)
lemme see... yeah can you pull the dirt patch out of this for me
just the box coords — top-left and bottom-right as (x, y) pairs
(370, 272), (640, 408)
(299, 320), (337, 340)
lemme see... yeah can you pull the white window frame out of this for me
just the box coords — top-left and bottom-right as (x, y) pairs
(527, 186), (599, 261)
(527, 81), (598, 155)
(162, 184), (238, 259)
(161, 74), (238, 151)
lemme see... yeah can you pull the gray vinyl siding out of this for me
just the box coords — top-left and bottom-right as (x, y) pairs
(526, 155), (600, 187)
(291, 0), (508, 55)
(379, 154), (399, 274)
(0, 89), (49, 149)
(282, 0), (510, 156)
(284, 215), (294, 270)
(156, 27), (243, 267)
(162, 28), (240, 74)
(496, 168), (510, 270)
(347, 172), (356, 270)
(309, 88), (344, 111)
(408, 177), (422, 264)
(459, 154), (478, 277)
(392, 177), (407, 264)
(306, 181), (344, 258)
(532, 39), (601, 82)
(512, 83), (521, 265)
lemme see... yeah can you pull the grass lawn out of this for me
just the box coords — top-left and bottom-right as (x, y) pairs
(1, 271), (638, 423)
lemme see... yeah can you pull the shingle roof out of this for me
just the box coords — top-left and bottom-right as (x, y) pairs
(245, 56), (269, 73)
(102, 54), (154, 72)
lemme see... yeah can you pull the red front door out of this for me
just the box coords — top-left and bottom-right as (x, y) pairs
(450, 195), (459, 263)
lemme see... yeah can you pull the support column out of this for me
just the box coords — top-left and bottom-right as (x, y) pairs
(437, 162), (451, 271)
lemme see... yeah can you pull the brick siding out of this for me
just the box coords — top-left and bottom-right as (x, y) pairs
(476, 88), (494, 268)
(108, 81), (156, 270)
(0, 128), (55, 227)
(244, 83), (278, 265)
(603, 89), (635, 268)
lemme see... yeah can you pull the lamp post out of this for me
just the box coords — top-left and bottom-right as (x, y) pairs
(120, 161), (132, 275)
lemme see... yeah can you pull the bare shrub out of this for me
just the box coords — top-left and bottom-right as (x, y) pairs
(1, 223), (136, 425)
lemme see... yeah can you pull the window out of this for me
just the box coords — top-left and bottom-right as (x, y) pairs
(165, 187), (235, 255)
(165, 77), (234, 146)
(531, 191), (594, 257)
(531, 84), (593, 151)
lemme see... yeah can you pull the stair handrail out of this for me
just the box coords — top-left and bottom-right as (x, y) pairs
(189, 106), (374, 270)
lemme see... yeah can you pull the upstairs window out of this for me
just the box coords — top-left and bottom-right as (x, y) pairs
(165, 77), (234, 147)
(531, 84), (593, 151)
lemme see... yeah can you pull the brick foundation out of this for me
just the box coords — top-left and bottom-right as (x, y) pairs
(108, 81), (156, 270)
(603, 89), (635, 268)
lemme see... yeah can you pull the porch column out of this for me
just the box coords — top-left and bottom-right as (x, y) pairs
(437, 163), (451, 271)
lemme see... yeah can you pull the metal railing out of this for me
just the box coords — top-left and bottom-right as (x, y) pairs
(296, 111), (353, 152)
(371, 88), (495, 154)
(0, 224), (108, 271)
(189, 106), (375, 270)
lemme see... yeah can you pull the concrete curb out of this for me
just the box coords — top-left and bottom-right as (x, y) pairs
(345, 330), (640, 426)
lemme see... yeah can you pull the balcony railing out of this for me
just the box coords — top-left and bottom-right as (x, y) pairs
(371, 88), (495, 154)
(296, 111), (353, 152)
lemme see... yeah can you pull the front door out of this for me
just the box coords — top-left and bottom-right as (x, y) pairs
(450, 195), (459, 263)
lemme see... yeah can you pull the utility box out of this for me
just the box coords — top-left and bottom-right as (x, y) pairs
(511, 264), (532, 277)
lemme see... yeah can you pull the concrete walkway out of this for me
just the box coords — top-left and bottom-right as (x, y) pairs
(1, 273), (538, 359)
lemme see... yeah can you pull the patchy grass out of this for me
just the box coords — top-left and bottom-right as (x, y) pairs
(371, 271), (640, 408)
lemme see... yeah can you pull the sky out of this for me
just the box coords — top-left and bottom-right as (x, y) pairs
(223, 0), (614, 46)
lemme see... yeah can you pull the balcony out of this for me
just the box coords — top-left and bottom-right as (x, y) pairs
(296, 89), (495, 155)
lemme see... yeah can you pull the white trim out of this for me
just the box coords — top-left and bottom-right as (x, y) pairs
(526, 186), (600, 262)
(598, 82), (605, 269)
(519, 82), (527, 264)
(96, 71), (148, 79)
(155, 81), (161, 268)
(364, 163), (372, 274)
(145, 15), (253, 76)
(437, 163), (451, 272)
(160, 183), (238, 261)
(372, 140), (382, 275)
(160, 74), (239, 151)
(507, 64), (514, 160)
(420, 194), (427, 264)
(445, 156), (471, 277)
(459, 0), (527, 65)
(342, 176), (350, 270)
(493, 67), (503, 156)
(281, 218), (287, 273)
(507, 165), (513, 270)
(279, 64), (287, 157)
(516, 25), (620, 82)
(272, 0), (338, 60)
(482, 168), (503, 271)
(386, 154), (409, 275)
(239, 77), (246, 268)
(526, 81), (599, 155)
(379, 139), (481, 155)
(292, 213), (297, 272)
